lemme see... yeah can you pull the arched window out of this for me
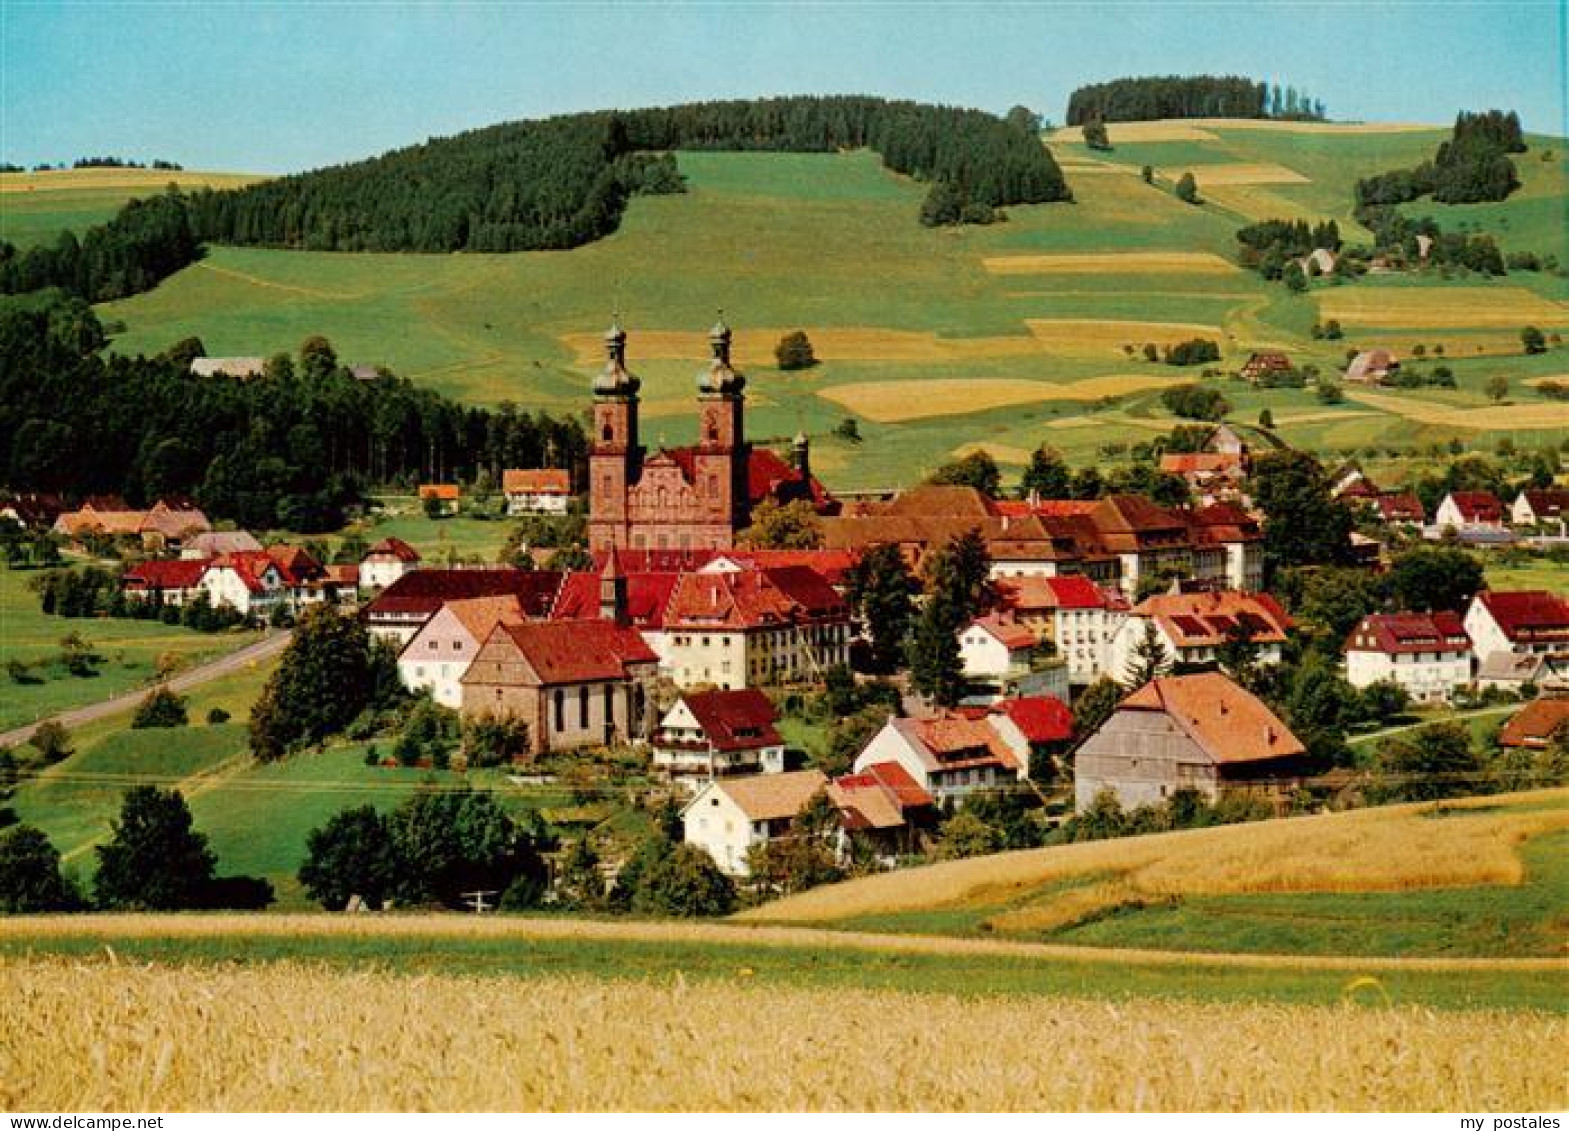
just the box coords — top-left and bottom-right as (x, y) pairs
(553, 688), (564, 732)
(602, 421), (614, 442)
(578, 686), (590, 728)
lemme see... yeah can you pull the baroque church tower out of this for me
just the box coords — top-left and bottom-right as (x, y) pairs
(587, 319), (643, 551)
(693, 317), (751, 534)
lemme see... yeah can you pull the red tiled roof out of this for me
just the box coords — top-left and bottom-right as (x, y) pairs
(551, 570), (680, 628)
(969, 614), (1036, 651)
(1242, 351), (1293, 372)
(267, 544), (323, 584)
(858, 760), (934, 809)
(502, 468), (572, 495)
(661, 447), (837, 513)
(418, 484), (461, 501)
(1498, 698), (1569, 749)
(366, 537), (421, 562)
(915, 715), (1021, 771)
(998, 695), (1073, 744)
(678, 688), (783, 751)
(1445, 491), (1504, 522)
(1520, 489), (1569, 519)
(1133, 590), (1291, 648)
(367, 568), (562, 618)
(1120, 672), (1305, 765)
(590, 548), (720, 573)
(997, 574), (1107, 613)
(1159, 452), (1244, 475)
(207, 551), (281, 595)
(717, 548), (860, 588)
(664, 566), (847, 631)
(992, 499), (1101, 519)
(1375, 493), (1426, 522)
(487, 618), (657, 684)
(1345, 612), (1470, 656)
(123, 558), (210, 590)
(1476, 590), (1569, 640)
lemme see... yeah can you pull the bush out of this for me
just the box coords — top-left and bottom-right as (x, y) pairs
(1160, 383), (1231, 421)
(93, 786), (217, 910)
(206, 707), (231, 725)
(774, 330), (817, 370)
(632, 842), (736, 917)
(132, 686), (189, 729)
(1163, 339), (1222, 368)
(29, 720), (73, 765)
(0, 824), (79, 913)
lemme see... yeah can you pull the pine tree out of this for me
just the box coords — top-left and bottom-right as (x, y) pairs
(1123, 620), (1170, 687)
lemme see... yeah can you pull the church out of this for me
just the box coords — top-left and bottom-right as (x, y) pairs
(587, 319), (837, 552)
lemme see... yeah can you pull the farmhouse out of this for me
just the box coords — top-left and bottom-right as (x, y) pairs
(587, 320), (837, 552)
(827, 761), (936, 863)
(682, 769), (829, 876)
(397, 594), (531, 708)
(1497, 696), (1569, 750)
(651, 688), (787, 781)
(1108, 590), (1291, 679)
(53, 497), (211, 552)
(1345, 349), (1399, 384)
(1465, 590), (1569, 665)
(1435, 491), (1506, 529)
(181, 530), (263, 559)
(1073, 672), (1310, 811)
(459, 619), (658, 757)
(360, 537), (422, 591)
(1158, 452), (1248, 507)
(1477, 651), (1569, 694)
(121, 558), (209, 606)
(364, 567), (561, 646)
(1511, 488), (1569, 533)
(1239, 351), (1295, 383)
(1343, 612), (1472, 703)
(1373, 492), (1427, 527)
(418, 484), (461, 516)
(503, 468), (574, 516)
(852, 713), (1024, 806)
(198, 550), (287, 619)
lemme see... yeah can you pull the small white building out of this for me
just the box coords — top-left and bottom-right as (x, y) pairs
(360, 537), (423, 592)
(1465, 590), (1569, 667)
(503, 469), (573, 516)
(1435, 491), (1506, 530)
(852, 714), (1024, 807)
(198, 551), (286, 619)
(652, 688), (786, 782)
(397, 595), (530, 709)
(958, 614), (1037, 682)
(682, 769), (828, 876)
(1343, 612), (1472, 703)
(1511, 489), (1569, 534)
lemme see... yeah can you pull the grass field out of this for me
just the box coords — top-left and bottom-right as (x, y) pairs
(3, 955), (1561, 1111)
(0, 167), (264, 249)
(0, 567), (261, 732)
(78, 130), (1569, 488)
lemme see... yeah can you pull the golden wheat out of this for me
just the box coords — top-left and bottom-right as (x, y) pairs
(2, 956), (1560, 1111)
(981, 252), (1240, 275)
(1318, 287), (1568, 330)
(1345, 389), (1569, 430)
(817, 374), (1186, 422)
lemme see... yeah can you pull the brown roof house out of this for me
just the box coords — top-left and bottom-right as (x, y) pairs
(1074, 671), (1312, 811)
(681, 769), (829, 876)
(1240, 351), (1296, 384)
(1345, 350), (1399, 385)
(1498, 697), (1569, 750)
(503, 469), (574, 516)
(652, 687), (787, 780)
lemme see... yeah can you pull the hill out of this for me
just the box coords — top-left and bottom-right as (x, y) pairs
(740, 788), (1569, 958)
(0, 167), (263, 250)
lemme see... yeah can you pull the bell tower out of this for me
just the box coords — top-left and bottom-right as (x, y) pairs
(588, 319), (642, 550)
(694, 317), (749, 533)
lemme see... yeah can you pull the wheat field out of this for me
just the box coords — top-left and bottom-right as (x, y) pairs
(2, 956), (1560, 1111)
(981, 251), (1240, 275)
(1023, 318), (1228, 355)
(1318, 287), (1568, 329)
(1176, 163), (1310, 186)
(1344, 389), (1569, 430)
(817, 374), (1184, 422)
(560, 326), (1045, 367)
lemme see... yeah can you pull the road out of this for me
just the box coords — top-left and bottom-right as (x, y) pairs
(0, 630), (291, 750)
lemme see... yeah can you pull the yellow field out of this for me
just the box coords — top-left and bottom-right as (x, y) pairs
(0, 168), (264, 193)
(3, 957), (1561, 1111)
(560, 326), (1043, 366)
(1345, 389), (1569, 430)
(817, 374), (1185, 423)
(1318, 287), (1569, 330)
(743, 790), (1569, 924)
(1201, 184), (1340, 224)
(1024, 318), (1228, 356)
(950, 441), (1035, 464)
(1349, 331), (1545, 358)
(1047, 119), (1437, 144)
(1178, 163), (1310, 186)
(982, 251), (1240, 275)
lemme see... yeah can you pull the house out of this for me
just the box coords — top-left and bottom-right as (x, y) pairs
(190, 357), (265, 379)
(360, 537), (423, 592)
(365, 567), (562, 646)
(1074, 672), (1311, 811)
(994, 574), (1126, 684)
(1328, 461), (1375, 499)
(1373, 492), (1426, 527)
(852, 714), (1024, 806)
(266, 543), (345, 610)
(1108, 590), (1291, 679)
(503, 469), (574, 516)
(1435, 491), (1505, 530)
(1240, 351), (1296, 384)
(1497, 697), (1569, 750)
(651, 688), (787, 782)
(397, 595), (531, 708)
(198, 551), (287, 619)
(1476, 651), (1569, 694)
(1465, 590), (1569, 666)
(1187, 503), (1266, 592)
(828, 761), (936, 863)
(121, 558), (210, 606)
(1158, 452), (1249, 507)
(1297, 247), (1338, 276)
(1345, 349), (1399, 384)
(1343, 612), (1472, 703)
(986, 695), (1074, 779)
(1511, 489), (1569, 534)
(958, 613), (1037, 683)
(0, 492), (65, 530)
(459, 619), (659, 757)
(418, 484), (461, 516)
(681, 769), (829, 876)
(53, 497), (211, 552)
(181, 530), (263, 559)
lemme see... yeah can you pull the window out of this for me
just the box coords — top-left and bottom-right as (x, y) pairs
(604, 684), (614, 722)
(553, 689), (564, 732)
(579, 686), (589, 728)
(428, 640), (437, 650)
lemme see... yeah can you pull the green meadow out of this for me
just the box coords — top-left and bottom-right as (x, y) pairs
(0, 168), (264, 250)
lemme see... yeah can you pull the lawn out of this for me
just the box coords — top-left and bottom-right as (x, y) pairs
(0, 566), (261, 732)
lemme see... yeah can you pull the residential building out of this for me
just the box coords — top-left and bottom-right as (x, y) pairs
(1465, 590), (1569, 666)
(182, 530), (263, 559)
(852, 714), (1024, 806)
(360, 537), (423, 592)
(1239, 351), (1295, 384)
(994, 574), (1126, 683)
(1435, 491), (1506, 530)
(0, 493), (65, 529)
(397, 595), (531, 708)
(958, 613), (1038, 683)
(1477, 651), (1569, 694)
(365, 568), (562, 647)
(121, 558), (209, 606)
(459, 619), (659, 757)
(1511, 489), (1569, 534)
(1373, 492), (1426, 527)
(984, 694), (1074, 780)
(1074, 672), (1311, 811)
(1498, 697), (1569, 750)
(1343, 612), (1472, 703)
(682, 769), (829, 876)
(1345, 349), (1399, 384)
(53, 497), (211, 552)
(418, 484), (461, 516)
(198, 551), (287, 619)
(1108, 590), (1290, 679)
(503, 469), (574, 516)
(828, 762), (935, 863)
(651, 688), (787, 782)
(1158, 452), (1247, 507)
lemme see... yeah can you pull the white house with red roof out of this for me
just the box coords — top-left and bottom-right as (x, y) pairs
(652, 687), (786, 781)
(503, 469), (574, 516)
(1074, 672), (1311, 811)
(360, 537), (423, 591)
(985, 695), (1074, 779)
(122, 558), (211, 607)
(958, 613), (1037, 683)
(397, 595), (531, 708)
(1436, 491), (1506, 530)
(1108, 590), (1291, 680)
(852, 713), (1025, 805)
(995, 574), (1127, 683)
(1465, 590), (1569, 666)
(365, 567), (562, 646)
(1511, 488), (1569, 534)
(1344, 612), (1472, 703)
(198, 551), (287, 619)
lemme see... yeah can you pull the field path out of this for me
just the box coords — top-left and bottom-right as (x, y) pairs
(0, 630), (290, 750)
(193, 260), (364, 301)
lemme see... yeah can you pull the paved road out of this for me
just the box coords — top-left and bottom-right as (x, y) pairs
(0, 630), (291, 749)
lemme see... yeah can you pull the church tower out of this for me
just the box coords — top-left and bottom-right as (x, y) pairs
(694, 317), (749, 531)
(588, 319), (641, 550)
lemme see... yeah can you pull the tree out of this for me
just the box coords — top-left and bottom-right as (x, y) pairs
(249, 606), (391, 760)
(906, 594), (966, 708)
(934, 809), (1001, 859)
(1005, 105), (1043, 135)
(774, 330), (817, 370)
(1216, 620), (1261, 689)
(1485, 374), (1509, 403)
(1389, 546), (1483, 613)
(1141, 164), (1154, 184)
(462, 712), (531, 768)
(1123, 620), (1170, 687)
(1373, 722), (1483, 802)
(927, 450), (1001, 496)
(1018, 446), (1071, 499)
(386, 787), (545, 908)
(131, 685), (188, 729)
(28, 720), (73, 765)
(833, 418), (861, 443)
(554, 837), (605, 910)
(1082, 118), (1111, 151)
(297, 805), (399, 910)
(1283, 261), (1307, 292)
(632, 842), (736, 917)
(1072, 677), (1125, 750)
(923, 527), (994, 623)
(299, 335), (338, 379)
(1521, 325), (1547, 355)
(1316, 379), (1344, 405)
(1175, 171), (1198, 204)
(746, 791), (843, 895)
(1283, 652), (1361, 767)
(1250, 450), (1354, 573)
(0, 824), (79, 912)
(1258, 408), (1275, 430)
(740, 498), (823, 549)
(845, 543), (915, 674)
(158, 336), (206, 368)
(94, 786), (217, 910)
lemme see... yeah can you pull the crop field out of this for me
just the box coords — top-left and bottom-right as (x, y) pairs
(817, 374), (1186, 422)
(1317, 286), (1569, 330)
(0, 168), (264, 249)
(1344, 388), (1569, 430)
(2, 956), (1561, 1112)
(981, 251), (1240, 275)
(1022, 318), (1230, 355)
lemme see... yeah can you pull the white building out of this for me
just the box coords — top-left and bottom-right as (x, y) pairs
(652, 688), (787, 782)
(197, 551), (286, 619)
(851, 714), (1025, 807)
(1511, 489), (1569, 534)
(396, 595), (530, 709)
(993, 574), (1126, 684)
(503, 469), (574, 516)
(1465, 590), (1569, 667)
(1435, 491), (1506, 530)
(681, 770), (828, 876)
(1343, 612), (1472, 703)
(958, 614), (1037, 682)
(1107, 590), (1290, 680)
(360, 537), (422, 592)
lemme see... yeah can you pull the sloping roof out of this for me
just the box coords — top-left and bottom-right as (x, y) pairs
(858, 760), (934, 809)
(1187, 502), (1263, 544)
(659, 447), (837, 514)
(365, 536), (422, 563)
(185, 530), (263, 557)
(0, 492), (65, 527)
(1476, 590), (1569, 640)
(441, 595), (531, 644)
(138, 503), (211, 540)
(418, 484), (461, 501)
(895, 714), (1022, 773)
(883, 484), (998, 518)
(996, 574), (1108, 613)
(503, 469), (572, 495)
(1444, 491), (1504, 522)
(714, 548), (861, 588)
(1346, 612), (1470, 656)
(1159, 452), (1245, 476)
(718, 769), (828, 821)
(998, 695), (1074, 744)
(551, 569), (680, 628)
(679, 688), (783, 751)
(1519, 489), (1569, 520)
(1133, 590), (1291, 648)
(968, 614), (1036, 651)
(664, 566), (847, 631)
(488, 618), (657, 684)
(1242, 351), (1294, 372)
(267, 543), (324, 583)
(1119, 672), (1305, 765)
(123, 558), (210, 589)
(1497, 698), (1569, 748)
(590, 548), (720, 574)
(1346, 349), (1398, 380)
(1375, 492), (1426, 522)
(207, 551), (279, 594)
(367, 568), (562, 618)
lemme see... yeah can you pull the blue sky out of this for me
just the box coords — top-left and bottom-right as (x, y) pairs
(3, 2), (1564, 172)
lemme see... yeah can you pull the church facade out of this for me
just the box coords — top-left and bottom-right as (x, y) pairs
(587, 321), (836, 552)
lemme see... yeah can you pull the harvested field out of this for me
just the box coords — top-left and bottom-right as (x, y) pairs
(1341, 331), (1539, 358)
(1343, 389), (1569, 430)
(743, 790), (1569, 924)
(1024, 318), (1227, 356)
(0, 168), (263, 194)
(1318, 287), (1569, 330)
(1051, 122), (1220, 143)
(950, 441), (1034, 464)
(560, 326), (1041, 366)
(982, 251), (1240, 275)
(1210, 118), (1438, 134)
(3, 957), (1562, 1111)
(818, 374), (1184, 423)
(1175, 163), (1309, 186)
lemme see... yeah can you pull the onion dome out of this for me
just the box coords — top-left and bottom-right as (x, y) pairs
(593, 317), (639, 395)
